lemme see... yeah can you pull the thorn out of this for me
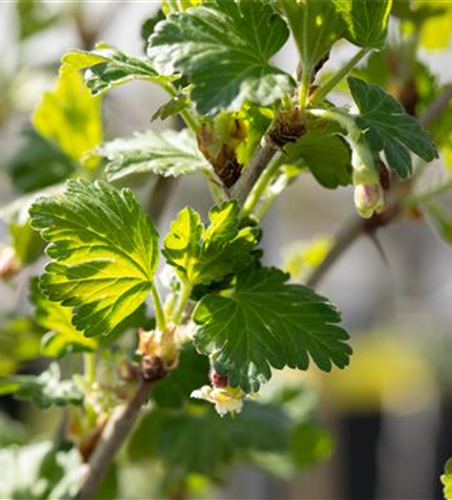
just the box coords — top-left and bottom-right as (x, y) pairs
(367, 232), (390, 269)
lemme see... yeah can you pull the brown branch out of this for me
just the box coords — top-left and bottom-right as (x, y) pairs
(228, 140), (279, 205)
(77, 377), (156, 500)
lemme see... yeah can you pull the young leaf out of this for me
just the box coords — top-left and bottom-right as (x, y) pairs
(29, 180), (159, 337)
(163, 202), (261, 286)
(147, 0), (294, 114)
(348, 77), (438, 178)
(61, 43), (174, 96)
(33, 71), (102, 164)
(193, 265), (351, 392)
(284, 131), (352, 188)
(31, 279), (98, 357)
(333, 0), (393, 49)
(442, 458), (452, 500)
(99, 129), (212, 181)
(0, 363), (83, 409)
(278, 0), (345, 78)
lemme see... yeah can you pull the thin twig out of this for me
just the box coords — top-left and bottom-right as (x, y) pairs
(77, 378), (156, 500)
(306, 217), (364, 288)
(306, 82), (452, 289)
(419, 84), (452, 129)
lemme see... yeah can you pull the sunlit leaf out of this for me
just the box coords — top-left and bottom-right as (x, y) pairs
(31, 279), (98, 357)
(163, 202), (261, 286)
(333, 0), (392, 49)
(61, 43), (174, 96)
(29, 180), (159, 337)
(278, 0), (345, 78)
(32, 71), (102, 163)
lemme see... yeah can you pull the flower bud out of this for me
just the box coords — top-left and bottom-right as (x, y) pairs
(354, 182), (385, 219)
(137, 324), (180, 374)
(352, 161), (385, 219)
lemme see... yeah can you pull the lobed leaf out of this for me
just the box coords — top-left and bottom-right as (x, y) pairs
(61, 43), (174, 96)
(333, 0), (393, 49)
(29, 180), (159, 337)
(279, 0), (345, 77)
(147, 0), (294, 114)
(348, 77), (438, 178)
(32, 71), (102, 164)
(100, 129), (212, 181)
(163, 201), (261, 286)
(193, 265), (352, 392)
(31, 279), (98, 357)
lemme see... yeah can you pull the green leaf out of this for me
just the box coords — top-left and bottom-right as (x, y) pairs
(348, 77), (438, 178)
(99, 129), (211, 182)
(193, 265), (351, 392)
(61, 43), (174, 97)
(0, 441), (82, 500)
(442, 457), (452, 500)
(163, 202), (261, 286)
(147, 0), (294, 114)
(284, 130), (352, 188)
(278, 0), (345, 77)
(0, 363), (83, 409)
(9, 218), (44, 265)
(29, 179), (159, 337)
(128, 401), (290, 476)
(0, 316), (43, 377)
(7, 128), (76, 193)
(31, 279), (98, 357)
(32, 71), (102, 163)
(152, 345), (210, 408)
(333, 0), (392, 49)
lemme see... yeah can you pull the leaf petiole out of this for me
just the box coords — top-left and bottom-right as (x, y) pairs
(173, 281), (191, 325)
(151, 285), (167, 332)
(310, 47), (370, 105)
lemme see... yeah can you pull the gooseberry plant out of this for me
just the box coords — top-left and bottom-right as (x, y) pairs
(2, 0), (452, 498)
